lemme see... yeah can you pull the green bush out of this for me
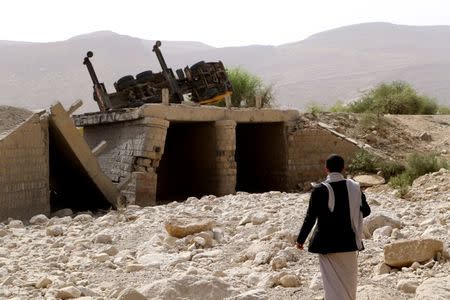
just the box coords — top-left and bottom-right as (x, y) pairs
(329, 101), (349, 112)
(389, 173), (412, 197)
(347, 150), (378, 174)
(306, 102), (326, 115)
(405, 153), (448, 179)
(226, 68), (274, 107)
(377, 160), (405, 181)
(348, 81), (438, 115)
(347, 150), (406, 180)
(389, 153), (448, 196)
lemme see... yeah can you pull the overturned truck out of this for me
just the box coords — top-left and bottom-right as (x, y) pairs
(83, 41), (233, 111)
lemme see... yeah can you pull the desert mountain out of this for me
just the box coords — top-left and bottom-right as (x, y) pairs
(1, 23), (450, 112)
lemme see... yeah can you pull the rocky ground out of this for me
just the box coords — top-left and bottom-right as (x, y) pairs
(0, 169), (449, 300)
(1, 111), (449, 299)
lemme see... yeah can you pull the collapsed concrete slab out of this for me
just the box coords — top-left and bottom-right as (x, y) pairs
(73, 104), (361, 206)
(48, 102), (120, 211)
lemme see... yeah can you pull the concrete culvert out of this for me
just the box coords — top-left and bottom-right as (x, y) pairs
(49, 125), (112, 213)
(156, 122), (217, 203)
(235, 122), (287, 193)
(47, 103), (119, 214)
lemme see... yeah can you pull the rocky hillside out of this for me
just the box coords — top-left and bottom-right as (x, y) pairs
(306, 113), (450, 162)
(1, 23), (450, 112)
(0, 168), (449, 299)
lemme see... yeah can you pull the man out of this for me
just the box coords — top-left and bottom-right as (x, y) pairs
(296, 154), (371, 300)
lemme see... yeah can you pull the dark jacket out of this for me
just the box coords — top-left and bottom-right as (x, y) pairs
(297, 180), (371, 254)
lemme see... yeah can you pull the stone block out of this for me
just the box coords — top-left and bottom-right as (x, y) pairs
(384, 239), (443, 268)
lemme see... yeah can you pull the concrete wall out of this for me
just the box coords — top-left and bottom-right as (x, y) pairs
(82, 117), (169, 206)
(285, 122), (360, 190)
(0, 114), (50, 221)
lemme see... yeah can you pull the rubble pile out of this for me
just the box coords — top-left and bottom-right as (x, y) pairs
(0, 106), (32, 137)
(0, 169), (449, 299)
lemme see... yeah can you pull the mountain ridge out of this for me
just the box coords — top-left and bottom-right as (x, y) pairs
(1, 23), (449, 112)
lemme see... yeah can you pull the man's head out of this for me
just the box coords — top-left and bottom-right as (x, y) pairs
(326, 154), (345, 173)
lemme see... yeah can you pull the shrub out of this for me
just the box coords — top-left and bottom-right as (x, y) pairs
(306, 102), (326, 115)
(348, 81), (438, 115)
(389, 152), (448, 196)
(347, 150), (406, 180)
(405, 152), (448, 179)
(329, 101), (349, 112)
(226, 68), (274, 107)
(347, 150), (378, 174)
(377, 160), (405, 181)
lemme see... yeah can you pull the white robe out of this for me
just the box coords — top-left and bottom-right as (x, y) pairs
(319, 251), (358, 300)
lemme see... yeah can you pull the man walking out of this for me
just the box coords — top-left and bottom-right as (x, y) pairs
(296, 154), (371, 300)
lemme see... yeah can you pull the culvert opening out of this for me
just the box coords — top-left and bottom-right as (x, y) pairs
(236, 122), (287, 193)
(156, 122), (217, 203)
(49, 126), (112, 213)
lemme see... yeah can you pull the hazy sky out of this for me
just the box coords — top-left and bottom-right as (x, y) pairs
(1, 0), (449, 47)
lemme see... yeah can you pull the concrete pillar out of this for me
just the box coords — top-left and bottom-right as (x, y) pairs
(83, 116), (169, 207)
(284, 121), (301, 191)
(214, 120), (237, 196)
(128, 117), (169, 206)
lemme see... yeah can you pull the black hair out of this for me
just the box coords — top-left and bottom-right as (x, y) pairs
(326, 154), (345, 172)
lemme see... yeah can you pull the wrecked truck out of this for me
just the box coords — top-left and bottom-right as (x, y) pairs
(83, 41), (233, 112)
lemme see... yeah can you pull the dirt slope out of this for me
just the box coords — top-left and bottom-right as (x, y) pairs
(306, 113), (450, 162)
(0, 106), (32, 138)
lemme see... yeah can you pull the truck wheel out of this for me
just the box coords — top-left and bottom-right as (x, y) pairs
(117, 75), (136, 91)
(136, 70), (154, 84)
(191, 61), (205, 69)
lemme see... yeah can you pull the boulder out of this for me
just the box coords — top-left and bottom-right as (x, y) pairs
(373, 262), (391, 275)
(7, 220), (24, 228)
(383, 239), (443, 267)
(73, 214), (93, 223)
(46, 225), (64, 237)
(415, 275), (450, 300)
(94, 233), (113, 244)
(29, 214), (49, 225)
(139, 275), (233, 300)
(396, 279), (418, 293)
(165, 218), (215, 238)
(372, 226), (393, 240)
(354, 174), (385, 187)
(251, 212), (269, 225)
(253, 251), (271, 265)
(101, 246), (119, 256)
(279, 274), (301, 288)
(230, 289), (268, 300)
(271, 256), (287, 270)
(364, 212), (402, 236)
(55, 286), (81, 299)
(35, 276), (52, 288)
(52, 208), (73, 218)
(116, 288), (147, 300)
(125, 264), (145, 272)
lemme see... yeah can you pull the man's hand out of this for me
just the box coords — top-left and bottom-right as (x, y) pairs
(296, 242), (304, 250)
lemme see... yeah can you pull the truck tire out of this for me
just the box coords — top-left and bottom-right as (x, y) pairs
(190, 61), (205, 69)
(136, 70), (154, 84)
(117, 75), (136, 91)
